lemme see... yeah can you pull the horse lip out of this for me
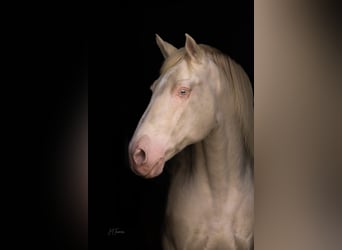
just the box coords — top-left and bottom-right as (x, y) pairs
(130, 156), (165, 178)
(143, 157), (165, 178)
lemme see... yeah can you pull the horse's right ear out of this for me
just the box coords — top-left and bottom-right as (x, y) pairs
(156, 34), (177, 58)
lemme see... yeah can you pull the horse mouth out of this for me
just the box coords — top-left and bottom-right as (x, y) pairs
(142, 157), (165, 178)
(130, 152), (165, 178)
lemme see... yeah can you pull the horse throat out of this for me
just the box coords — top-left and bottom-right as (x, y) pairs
(190, 114), (252, 205)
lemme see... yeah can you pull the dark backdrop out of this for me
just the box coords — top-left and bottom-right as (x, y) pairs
(91, 3), (253, 249)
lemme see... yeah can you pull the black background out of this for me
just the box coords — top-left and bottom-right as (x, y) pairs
(6, 11), (88, 250)
(91, 4), (253, 250)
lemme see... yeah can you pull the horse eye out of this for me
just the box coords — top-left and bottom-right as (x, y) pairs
(177, 87), (190, 97)
(175, 86), (191, 98)
(180, 89), (187, 95)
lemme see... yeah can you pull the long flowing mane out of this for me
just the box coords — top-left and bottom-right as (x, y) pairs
(160, 45), (254, 158)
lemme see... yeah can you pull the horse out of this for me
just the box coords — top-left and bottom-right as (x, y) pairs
(128, 34), (254, 250)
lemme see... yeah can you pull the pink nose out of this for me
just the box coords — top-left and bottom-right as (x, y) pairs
(129, 135), (165, 178)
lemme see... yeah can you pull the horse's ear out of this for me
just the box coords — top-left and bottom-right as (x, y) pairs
(185, 33), (203, 60)
(156, 34), (177, 58)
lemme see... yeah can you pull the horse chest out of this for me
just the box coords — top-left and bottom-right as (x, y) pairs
(164, 173), (253, 249)
(165, 188), (235, 247)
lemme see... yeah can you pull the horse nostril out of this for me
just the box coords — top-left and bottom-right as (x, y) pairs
(133, 148), (147, 166)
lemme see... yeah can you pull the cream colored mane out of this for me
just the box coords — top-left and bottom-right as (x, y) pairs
(160, 45), (254, 158)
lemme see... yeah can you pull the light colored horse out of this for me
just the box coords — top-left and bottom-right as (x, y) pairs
(129, 34), (254, 250)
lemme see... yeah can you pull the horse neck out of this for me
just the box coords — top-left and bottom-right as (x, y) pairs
(190, 93), (253, 200)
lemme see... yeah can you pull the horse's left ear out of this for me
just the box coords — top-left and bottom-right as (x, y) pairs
(185, 33), (203, 60)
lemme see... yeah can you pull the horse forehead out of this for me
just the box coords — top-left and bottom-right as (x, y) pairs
(158, 61), (189, 86)
(168, 60), (191, 77)
(161, 60), (210, 82)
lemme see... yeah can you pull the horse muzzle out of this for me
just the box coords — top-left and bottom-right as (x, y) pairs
(129, 135), (166, 178)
